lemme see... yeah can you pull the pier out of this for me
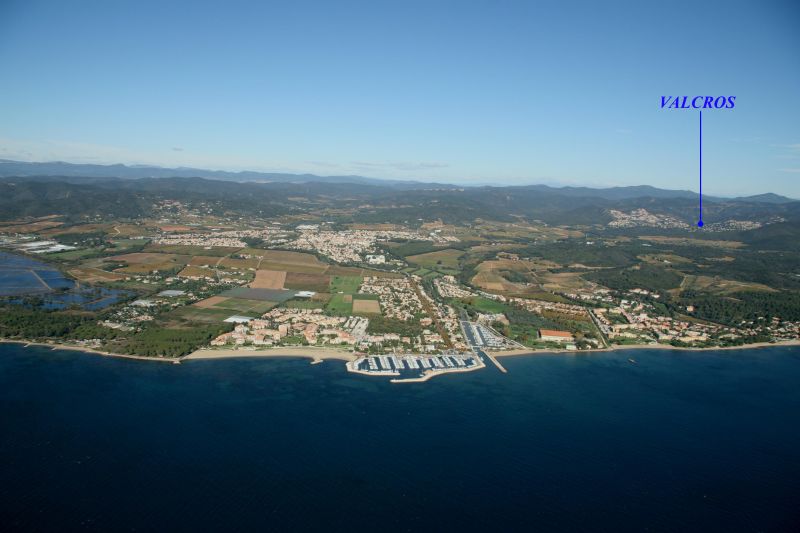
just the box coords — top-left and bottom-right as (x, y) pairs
(345, 353), (484, 382)
(459, 313), (508, 373)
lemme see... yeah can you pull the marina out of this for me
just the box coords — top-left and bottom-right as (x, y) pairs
(346, 352), (484, 382)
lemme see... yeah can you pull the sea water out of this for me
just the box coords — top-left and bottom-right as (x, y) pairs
(1, 344), (799, 532)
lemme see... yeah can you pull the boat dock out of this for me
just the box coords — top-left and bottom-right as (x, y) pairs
(346, 353), (483, 381)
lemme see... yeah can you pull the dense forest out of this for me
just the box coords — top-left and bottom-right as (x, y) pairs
(0, 306), (231, 358)
(109, 324), (231, 358)
(586, 264), (684, 291)
(673, 290), (800, 325)
(0, 307), (117, 340)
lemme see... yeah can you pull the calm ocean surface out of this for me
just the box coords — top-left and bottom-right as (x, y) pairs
(2, 344), (800, 532)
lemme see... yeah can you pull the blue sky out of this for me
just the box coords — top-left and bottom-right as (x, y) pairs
(0, 0), (798, 196)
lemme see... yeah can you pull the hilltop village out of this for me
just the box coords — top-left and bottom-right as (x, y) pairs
(1, 200), (799, 381)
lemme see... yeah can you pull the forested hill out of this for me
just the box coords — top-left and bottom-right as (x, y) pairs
(1, 159), (795, 203)
(2, 175), (799, 248)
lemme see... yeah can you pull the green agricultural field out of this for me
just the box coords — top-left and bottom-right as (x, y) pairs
(217, 270), (255, 282)
(329, 275), (362, 294)
(283, 299), (325, 309)
(353, 293), (379, 300)
(211, 298), (276, 314)
(107, 238), (149, 252)
(168, 306), (234, 323)
(46, 248), (104, 261)
(459, 296), (508, 313)
(386, 240), (440, 257)
(144, 244), (241, 256)
(411, 267), (432, 277)
(407, 248), (464, 270)
(326, 293), (353, 315)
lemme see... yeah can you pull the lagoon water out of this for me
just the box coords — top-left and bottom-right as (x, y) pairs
(0, 251), (130, 309)
(0, 251), (71, 296)
(1, 344), (799, 532)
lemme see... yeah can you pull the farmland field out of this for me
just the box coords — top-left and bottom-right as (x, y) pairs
(352, 299), (381, 314)
(68, 267), (127, 283)
(2, 220), (64, 233)
(188, 256), (223, 267)
(178, 265), (215, 279)
(240, 249), (327, 269)
(219, 257), (260, 269)
(637, 236), (745, 249)
(193, 296), (229, 308)
(679, 274), (777, 295)
(210, 297), (277, 314)
(251, 269), (287, 289)
(539, 271), (594, 292)
(326, 293), (353, 315)
(46, 248), (104, 261)
(107, 252), (191, 275)
(169, 306), (233, 323)
(325, 265), (366, 277)
(282, 299), (325, 309)
(284, 272), (330, 292)
(459, 296), (508, 313)
(329, 275), (362, 294)
(158, 225), (194, 232)
(144, 244), (241, 256)
(327, 265), (402, 278)
(406, 248), (463, 269)
(110, 252), (182, 264)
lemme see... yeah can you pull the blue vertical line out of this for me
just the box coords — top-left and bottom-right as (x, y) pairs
(698, 111), (703, 227)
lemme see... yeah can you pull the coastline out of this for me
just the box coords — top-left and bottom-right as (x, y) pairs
(3, 337), (799, 369)
(0, 339), (177, 363)
(183, 346), (357, 363)
(488, 338), (800, 359)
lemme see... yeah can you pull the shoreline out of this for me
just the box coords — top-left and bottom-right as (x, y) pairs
(3, 337), (799, 368)
(0, 339), (177, 363)
(488, 339), (800, 359)
(183, 346), (357, 363)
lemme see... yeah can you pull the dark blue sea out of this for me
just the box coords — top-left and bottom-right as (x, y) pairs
(2, 344), (800, 532)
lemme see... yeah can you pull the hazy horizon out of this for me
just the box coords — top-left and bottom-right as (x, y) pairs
(2, 157), (799, 199)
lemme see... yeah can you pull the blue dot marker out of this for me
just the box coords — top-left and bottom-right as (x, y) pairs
(697, 112), (704, 229)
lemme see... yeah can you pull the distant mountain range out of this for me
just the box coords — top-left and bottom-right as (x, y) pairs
(0, 159), (795, 202)
(0, 159), (438, 190)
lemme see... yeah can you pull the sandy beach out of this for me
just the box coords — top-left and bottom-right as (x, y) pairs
(0, 339), (178, 363)
(184, 346), (357, 363)
(489, 339), (800, 359)
(4, 337), (799, 371)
